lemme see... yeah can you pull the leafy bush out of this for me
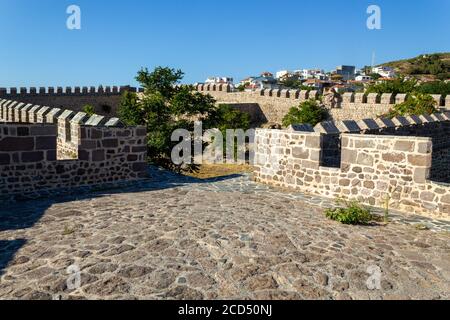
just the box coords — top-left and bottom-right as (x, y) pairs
(408, 54), (450, 76)
(415, 81), (450, 96)
(365, 77), (418, 95)
(385, 93), (438, 118)
(282, 99), (328, 127)
(206, 104), (250, 132)
(278, 78), (311, 91)
(118, 67), (251, 172)
(82, 104), (95, 116)
(325, 200), (374, 225)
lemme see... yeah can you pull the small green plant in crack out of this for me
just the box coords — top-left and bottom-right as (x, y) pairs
(325, 199), (374, 225)
(62, 225), (76, 236)
(382, 185), (400, 224)
(414, 223), (430, 231)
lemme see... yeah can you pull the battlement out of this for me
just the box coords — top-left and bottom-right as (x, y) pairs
(197, 85), (450, 124)
(254, 113), (450, 219)
(0, 85), (145, 118)
(197, 84), (449, 108)
(0, 98), (148, 200)
(0, 85), (144, 96)
(291, 111), (450, 135)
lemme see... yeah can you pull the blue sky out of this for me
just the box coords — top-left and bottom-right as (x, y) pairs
(0, 0), (449, 87)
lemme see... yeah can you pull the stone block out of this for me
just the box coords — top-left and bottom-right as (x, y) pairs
(380, 93), (394, 104)
(309, 91), (319, 100)
(105, 118), (124, 127)
(36, 136), (57, 150)
(418, 114), (436, 123)
(305, 135), (322, 149)
(431, 94), (443, 107)
(70, 112), (89, 124)
(413, 167), (430, 184)
(376, 118), (396, 128)
(299, 91), (308, 100)
(342, 92), (354, 103)
(58, 110), (75, 121)
(292, 147), (309, 159)
(21, 151), (44, 163)
(102, 138), (119, 148)
(287, 124), (314, 132)
(336, 120), (361, 133)
(354, 93), (366, 104)
(394, 140), (415, 152)
(0, 153), (10, 165)
(281, 89), (290, 98)
(85, 115), (106, 126)
(314, 121), (340, 134)
(395, 93), (408, 104)
(408, 154), (431, 167)
(0, 137), (34, 151)
(367, 93), (380, 104)
(289, 90), (300, 99)
(46, 108), (63, 123)
(92, 150), (105, 162)
(430, 113), (446, 122)
(341, 149), (357, 164)
(405, 115), (423, 125)
(392, 116), (412, 127)
(272, 89), (281, 97)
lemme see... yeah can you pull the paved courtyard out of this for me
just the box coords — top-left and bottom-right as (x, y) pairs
(0, 167), (449, 300)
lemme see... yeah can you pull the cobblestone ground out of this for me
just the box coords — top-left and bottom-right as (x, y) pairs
(0, 167), (449, 300)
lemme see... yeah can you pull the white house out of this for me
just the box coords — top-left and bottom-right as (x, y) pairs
(372, 66), (396, 78)
(299, 69), (325, 79)
(355, 75), (373, 82)
(205, 77), (234, 85)
(276, 70), (291, 80)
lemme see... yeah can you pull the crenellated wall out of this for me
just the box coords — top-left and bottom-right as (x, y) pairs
(0, 98), (148, 200)
(197, 85), (450, 125)
(0, 86), (143, 117)
(253, 112), (450, 220)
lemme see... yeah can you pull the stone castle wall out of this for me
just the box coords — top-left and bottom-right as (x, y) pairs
(254, 113), (450, 219)
(197, 84), (450, 125)
(0, 98), (148, 200)
(0, 86), (143, 117)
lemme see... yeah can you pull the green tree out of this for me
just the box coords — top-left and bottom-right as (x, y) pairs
(385, 93), (438, 118)
(118, 67), (251, 172)
(82, 104), (95, 116)
(365, 77), (418, 95)
(278, 78), (311, 91)
(282, 100), (328, 127)
(416, 81), (450, 96)
(205, 104), (250, 133)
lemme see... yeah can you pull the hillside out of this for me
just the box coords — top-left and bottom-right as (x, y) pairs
(379, 53), (450, 81)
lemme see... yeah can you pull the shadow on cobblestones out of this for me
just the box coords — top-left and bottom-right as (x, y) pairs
(0, 165), (243, 275)
(0, 240), (26, 276)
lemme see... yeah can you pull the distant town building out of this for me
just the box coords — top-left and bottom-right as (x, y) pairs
(372, 66), (396, 78)
(335, 65), (356, 81)
(276, 70), (291, 80)
(205, 77), (234, 84)
(303, 79), (332, 91)
(240, 72), (278, 90)
(261, 72), (274, 78)
(355, 75), (373, 82)
(300, 69), (325, 80)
